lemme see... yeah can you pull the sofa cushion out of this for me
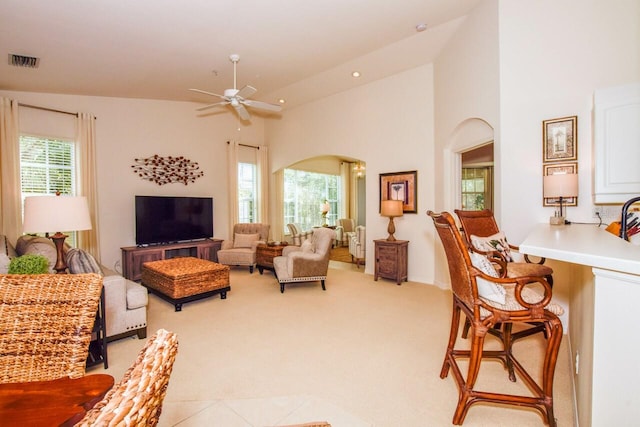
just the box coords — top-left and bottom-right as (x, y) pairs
(67, 248), (104, 276)
(0, 234), (17, 258)
(15, 235), (57, 272)
(0, 253), (10, 274)
(301, 239), (315, 253)
(126, 280), (149, 310)
(234, 233), (260, 248)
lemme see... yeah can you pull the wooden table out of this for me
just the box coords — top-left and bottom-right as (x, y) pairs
(256, 243), (288, 274)
(374, 239), (409, 285)
(0, 374), (114, 426)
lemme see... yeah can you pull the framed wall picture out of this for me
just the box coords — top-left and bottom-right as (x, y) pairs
(543, 116), (578, 162)
(543, 162), (578, 207)
(379, 170), (417, 213)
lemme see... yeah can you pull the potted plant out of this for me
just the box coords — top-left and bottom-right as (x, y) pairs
(8, 254), (49, 274)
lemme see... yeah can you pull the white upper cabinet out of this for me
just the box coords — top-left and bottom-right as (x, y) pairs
(593, 82), (640, 204)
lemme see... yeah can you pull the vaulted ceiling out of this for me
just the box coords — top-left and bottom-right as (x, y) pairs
(1, 0), (480, 109)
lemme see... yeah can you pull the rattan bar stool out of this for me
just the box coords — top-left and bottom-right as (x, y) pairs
(428, 211), (564, 426)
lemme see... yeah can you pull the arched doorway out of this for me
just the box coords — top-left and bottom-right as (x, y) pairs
(271, 155), (366, 242)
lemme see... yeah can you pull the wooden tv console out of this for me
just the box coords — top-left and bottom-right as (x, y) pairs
(121, 239), (223, 282)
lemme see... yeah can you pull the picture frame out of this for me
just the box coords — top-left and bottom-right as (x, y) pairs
(543, 116), (577, 162)
(379, 170), (417, 214)
(543, 162), (578, 207)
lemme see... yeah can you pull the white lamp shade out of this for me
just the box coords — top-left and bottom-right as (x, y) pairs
(381, 199), (404, 217)
(321, 202), (330, 213)
(543, 173), (578, 198)
(23, 195), (92, 234)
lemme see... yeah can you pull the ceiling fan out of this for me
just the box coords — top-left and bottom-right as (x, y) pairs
(189, 54), (282, 121)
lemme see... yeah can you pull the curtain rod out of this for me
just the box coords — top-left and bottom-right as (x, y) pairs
(18, 103), (78, 117)
(227, 141), (259, 149)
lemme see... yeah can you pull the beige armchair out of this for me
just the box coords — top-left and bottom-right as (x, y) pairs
(273, 227), (336, 293)
(335, 218), (356, 247)
(348, 225), (366, 268)
(287, 223), (313, 246)
(217, 223), (270, 273)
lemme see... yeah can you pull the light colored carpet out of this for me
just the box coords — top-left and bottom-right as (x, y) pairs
(91, 264), (575, 426)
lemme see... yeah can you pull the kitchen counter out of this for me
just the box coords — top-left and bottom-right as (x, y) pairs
(520, 223), (640, 275)
(521, 223), (640, 427)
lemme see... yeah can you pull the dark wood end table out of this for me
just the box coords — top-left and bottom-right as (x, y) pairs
(256, 243), (288, 274)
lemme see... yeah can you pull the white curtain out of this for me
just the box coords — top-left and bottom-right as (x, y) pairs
(0, 98), (22, 243)
(256, 144), (269, 228)
(340, 162), (351, 221)
(273, 168), (285, 241)
(76, 113), (100, 259)
(227, 141), (239, 236)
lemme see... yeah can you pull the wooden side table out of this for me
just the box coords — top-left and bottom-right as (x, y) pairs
(256, 243), (288, 274)
(374, 239), (409, 285)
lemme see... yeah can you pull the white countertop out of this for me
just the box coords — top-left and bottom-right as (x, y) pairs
(520, 223), (640, 276)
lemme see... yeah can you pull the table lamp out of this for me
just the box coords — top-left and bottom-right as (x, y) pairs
(543, 173), (578, 225)
(321, 200), (330, 227)
(22, 194), (92, 273)
(381, 199), (404, 241)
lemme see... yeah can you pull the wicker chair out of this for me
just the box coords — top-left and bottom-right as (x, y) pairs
(428, 211), (564, 426)
(454, 209), (553, 283)
(0, 273), (103, 383)
(77, 329), (179, 426)
(455, 209), (554, 341)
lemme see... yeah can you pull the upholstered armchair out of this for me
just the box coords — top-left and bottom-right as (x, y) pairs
(335, 218), (356, 247)
(217, 223), (270, 273)
(287, 223), (313, 246)
(273, 227), (336, 293)
(348, 225), (366, 268)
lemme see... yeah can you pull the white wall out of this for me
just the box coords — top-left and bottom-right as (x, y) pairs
(266, 65), (435, 284)
(499, 0), (640, 244)
(432, 0), (500, 288)
(0, 90), (265, 271)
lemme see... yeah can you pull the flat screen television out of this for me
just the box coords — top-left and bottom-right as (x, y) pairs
(135, 195), (213, 245)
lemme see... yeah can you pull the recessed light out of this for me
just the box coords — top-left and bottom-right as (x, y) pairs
(278, 99), (286, 104)
(352, 71), (361, 78)
(416, 23), (427, 32)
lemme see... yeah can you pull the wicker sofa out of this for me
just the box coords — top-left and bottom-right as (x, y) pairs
(1, 234), (147, 341)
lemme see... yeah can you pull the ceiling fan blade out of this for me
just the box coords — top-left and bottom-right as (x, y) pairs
(189, 88), (226, 99)
(235, 85), (257, 99)
(196, 101), (229, 111)
(243, 99), (282, 112)
(234, 104), (251, 121)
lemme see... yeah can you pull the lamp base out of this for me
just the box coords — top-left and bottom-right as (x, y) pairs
(549, 216), (565, 226)
(49, 232), (69, 273)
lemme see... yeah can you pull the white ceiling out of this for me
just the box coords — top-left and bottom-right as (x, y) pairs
(0, 0), (480, 110)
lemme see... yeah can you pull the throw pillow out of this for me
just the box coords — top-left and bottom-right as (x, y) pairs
(66, 248), (104, 275)
(16, 235), (57, 272)
(470, 231), (514, 262)
(0, 253), (10, 274)
(301, 239), (315, 253)
(234, 233), (260, 248)
(469, 251), (506, 305)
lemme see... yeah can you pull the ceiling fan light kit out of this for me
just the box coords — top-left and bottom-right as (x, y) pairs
(190, 54), (282, 122)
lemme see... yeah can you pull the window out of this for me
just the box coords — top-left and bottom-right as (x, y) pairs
(461, 167), (493, 210)
(19, 135), (78, 242)
(238, 162), (257, 223)
(283, 168), (340, 233)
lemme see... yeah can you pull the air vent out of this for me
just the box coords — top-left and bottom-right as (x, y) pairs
(8, 54), (40, 68)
